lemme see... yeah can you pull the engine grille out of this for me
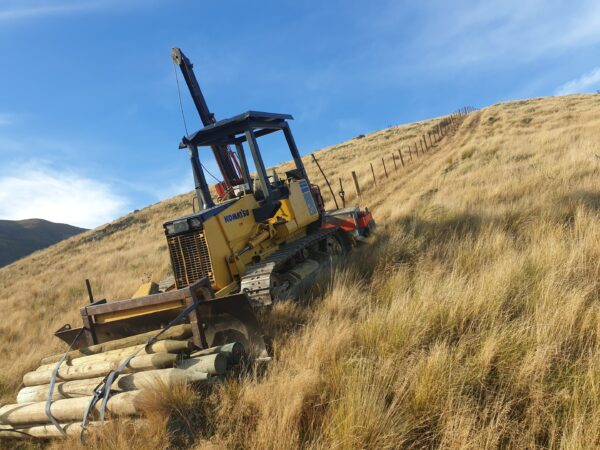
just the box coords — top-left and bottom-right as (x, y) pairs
(167, 229), (214, 288)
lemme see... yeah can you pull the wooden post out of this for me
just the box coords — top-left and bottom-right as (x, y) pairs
(37, 340), (191, 371)
(338, 177), (346, 207)
(17, 367), (210, 404)
(0, 391), (143, 426)
(414, 143), (419, 157)
(0, 422), (103, 439)
(177, 353), (228, 375)
(191, 342), (244, 364)
(351, 171), (361, 197)
(24, 353), (181, 386)
(40, 325), (193, 366)
(382, 158), (388, 178)
(398, 149), (405, 167)
(370, 163), (376, 184)
(408, 146), (413, 161)
(428, 132), (432, 147)
(392, 153), (397, 170)
(420, 140), (425, 154)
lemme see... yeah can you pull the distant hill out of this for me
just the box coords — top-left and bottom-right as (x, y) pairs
(0, 219), (86, 267)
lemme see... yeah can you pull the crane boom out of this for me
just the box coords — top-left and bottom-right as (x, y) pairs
(171, 47), (243, 193)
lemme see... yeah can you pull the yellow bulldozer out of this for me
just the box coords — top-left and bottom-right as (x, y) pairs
(0, 48), (376, 440)
(52, 48), (375, 361)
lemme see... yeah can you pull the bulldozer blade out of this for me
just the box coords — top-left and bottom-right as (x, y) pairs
(55, 292), (269, 360)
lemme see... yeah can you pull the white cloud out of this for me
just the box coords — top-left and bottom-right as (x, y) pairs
(355, 0), (600, 81)
(0, 1), (101, 21)
(435, 0), (600, 65)
(0, 162), (128, 228)
(555, 67), (600, 95)
(0, 0), (157, 22)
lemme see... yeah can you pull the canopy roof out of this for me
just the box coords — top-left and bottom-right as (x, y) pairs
(182, 111), (293, 147)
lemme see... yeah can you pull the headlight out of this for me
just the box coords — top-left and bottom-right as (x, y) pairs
(189, 217), (202, 229)
(164, 223), (176, 235)
(173, 220), (190, 234)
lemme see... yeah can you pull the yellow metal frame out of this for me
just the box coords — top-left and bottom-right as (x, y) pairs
(102, 177), (321, 322)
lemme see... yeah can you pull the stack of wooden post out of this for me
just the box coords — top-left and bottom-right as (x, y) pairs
(0, 325), (243, 440)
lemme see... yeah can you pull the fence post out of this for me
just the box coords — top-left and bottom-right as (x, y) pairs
(420, 139), (425, 154)
(392, 153), (397, 170)
(428, 131), (432, 147)
(351, 171), (361, 197)
(422, 135), (428, 151)
(370, 163), (376, 184)
(382, 158), (388, 178)
(408, 146), (413, 161)
(338, 177), (346, 208)
(398, 149), (405, 167)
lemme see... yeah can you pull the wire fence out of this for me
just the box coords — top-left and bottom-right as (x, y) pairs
(311, 106), (477, 207)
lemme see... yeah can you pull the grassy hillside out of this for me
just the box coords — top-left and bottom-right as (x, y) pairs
(0, 219), (86, 267)
(2, 94), (600, 449)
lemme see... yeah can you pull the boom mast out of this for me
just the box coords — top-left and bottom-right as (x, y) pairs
(171, 48), (243, 193)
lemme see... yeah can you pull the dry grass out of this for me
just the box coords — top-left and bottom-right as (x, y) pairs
(1, 94), (600, 449)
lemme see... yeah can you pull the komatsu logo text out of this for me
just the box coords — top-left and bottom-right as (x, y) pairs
(224, 209), (250, 223)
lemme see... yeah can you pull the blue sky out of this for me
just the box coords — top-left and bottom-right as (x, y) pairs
(1, 0), (600, 228)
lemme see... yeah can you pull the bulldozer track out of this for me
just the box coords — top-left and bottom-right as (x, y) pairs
(240, 227), (339, 305)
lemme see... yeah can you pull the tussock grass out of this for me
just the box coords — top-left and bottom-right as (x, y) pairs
(1, 94), (600, 448)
